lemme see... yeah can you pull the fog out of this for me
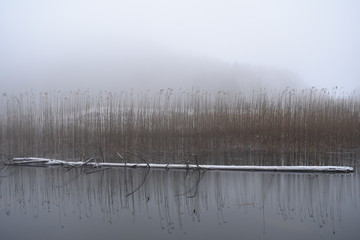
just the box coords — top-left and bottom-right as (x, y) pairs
(1, 0), (359, 93)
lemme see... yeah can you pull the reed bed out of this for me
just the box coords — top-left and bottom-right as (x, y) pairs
(0, 88), (359, 163)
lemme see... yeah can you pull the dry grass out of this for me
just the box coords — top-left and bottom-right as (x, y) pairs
(0, 88), (359, 162)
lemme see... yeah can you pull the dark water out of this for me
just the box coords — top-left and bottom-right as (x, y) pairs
(0, 164), (359, 240)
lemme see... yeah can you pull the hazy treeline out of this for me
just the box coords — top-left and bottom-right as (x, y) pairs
(0, 45), (301, 94)
(0, 88), (359, 162)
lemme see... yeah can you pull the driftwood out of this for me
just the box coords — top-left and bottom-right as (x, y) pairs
(66, 157), (95, 172)
(4, 157), (355, 173)
(124, 152), (150, 168)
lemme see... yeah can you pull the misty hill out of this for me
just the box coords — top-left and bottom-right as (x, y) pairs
(1, 42), (301, 93)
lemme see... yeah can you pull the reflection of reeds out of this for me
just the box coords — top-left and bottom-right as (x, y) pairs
(0, 88), (359, 161)
(0, 167), (357, 234)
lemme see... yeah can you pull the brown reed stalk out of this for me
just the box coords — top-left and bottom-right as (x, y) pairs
(0, 88), (359, 162)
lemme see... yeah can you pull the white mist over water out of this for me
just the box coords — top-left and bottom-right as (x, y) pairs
(0, 0), (359, 93)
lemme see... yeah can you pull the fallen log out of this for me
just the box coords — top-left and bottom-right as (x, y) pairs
(6, 157), (355, 173)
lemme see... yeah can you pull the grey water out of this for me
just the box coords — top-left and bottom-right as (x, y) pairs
(0, 162), (359, 240)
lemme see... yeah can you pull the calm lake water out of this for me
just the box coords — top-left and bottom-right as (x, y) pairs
(0, 161), (359, 240)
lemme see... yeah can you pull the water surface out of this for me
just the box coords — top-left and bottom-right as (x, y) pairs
(0, 163), (359, 240)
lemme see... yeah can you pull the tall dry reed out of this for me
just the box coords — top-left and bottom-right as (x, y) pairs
(0, 88), (359, 162)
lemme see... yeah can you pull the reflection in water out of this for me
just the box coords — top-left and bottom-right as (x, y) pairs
(0, 165), (359, 239)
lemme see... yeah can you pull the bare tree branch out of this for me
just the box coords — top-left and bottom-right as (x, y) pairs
(99, 146), (105, 163)
(125, 151), (150, 168)
(117, 152), (127, 165)
(66, 157), (94, 172)
(65, 143), (86, 161)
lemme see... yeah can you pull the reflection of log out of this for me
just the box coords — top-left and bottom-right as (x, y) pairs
(6, 158), (354, 173)
(125, 168), (150, 197)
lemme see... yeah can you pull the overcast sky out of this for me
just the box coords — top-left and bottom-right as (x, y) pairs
(1, 0), (359, 92)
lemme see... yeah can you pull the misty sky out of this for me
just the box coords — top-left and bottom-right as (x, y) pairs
(1, 0), (359, 92)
